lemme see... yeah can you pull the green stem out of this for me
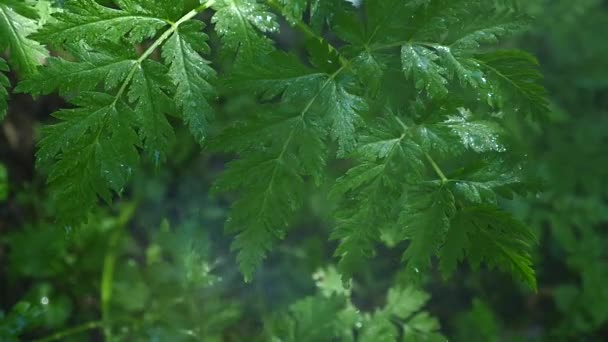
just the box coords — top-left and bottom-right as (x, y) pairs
(32, 321), (103, 342)
(425, 153), (448, 183)
(100, 202), (138, 340)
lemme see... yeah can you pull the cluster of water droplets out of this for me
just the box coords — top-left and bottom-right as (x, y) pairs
(446, 108), (506, 153)
(235, 3), (279, 33)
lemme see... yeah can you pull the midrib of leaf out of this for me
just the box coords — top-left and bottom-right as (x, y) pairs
(228, 0), (258, 58)
(0, 4), (37, 74)
(171, 33), (194, 87)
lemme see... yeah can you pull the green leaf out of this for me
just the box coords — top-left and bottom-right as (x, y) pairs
(385, 286), (430, 320)
(341, 0), (535, 107)
(34, 0), (169, 46)
(313, 266), (351, 298)
(215, 50), (364, 280)
(359, 313), (398, 342)
(269, 272), (443, 342)
(309, 0), (353, 33)
(277, 0), (307, 24)
(331, 115), (426, 281)
(401, 44), (449, 98)
(40, 94), (139, 225)
(403, 312), (444, 342)
(321, 77), (366, 156)
(0, 2), (48, 75)
(19, 4), (221, 225)
(360, 285), (444, 342)
(162, 20), (216, 144)
(113, 0), (189, 20)
(450, 157), (529, 204)
(440, 205), (537, 289)
(400, 184), (456, 278)
(213, 112), (326, 280)
(287, 295), (349, 341)
(17, 42), (137, 96)
(441, 107), (506, 153)
(211, 0), (278, 64)
(127, 60), (175, 162)
(476, 50), (549, 118)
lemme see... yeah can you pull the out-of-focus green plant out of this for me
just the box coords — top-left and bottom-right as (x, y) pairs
(266, 267), (444, 342)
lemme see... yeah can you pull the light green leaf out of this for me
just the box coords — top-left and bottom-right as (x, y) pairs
(17, 43), (137, 96)
(41, 94), (139, 225)
(127, 60), (175, 163)
(476, 50), (549, 118)
(401, 44), (448, 98)
(34, 0), (168, 45)
(162, 21), (216, 144)
(440, 206), (537, 289)
(211, 0), (278, 64)
(0, 2), (48, 75)
(400, 184), (456, 278)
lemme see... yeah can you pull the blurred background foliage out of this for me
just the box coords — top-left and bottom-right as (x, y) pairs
(1, 0), (607, 341)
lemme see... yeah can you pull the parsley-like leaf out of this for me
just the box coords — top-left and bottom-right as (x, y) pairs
(211, 0), (278, 64)
(34, 0), (169, 45)
(163, 20), (217, 144)
(440, 206), (537, 290)
(215, 49), (364, 280)
(400, 184), (456, 278)
(20, 1), (218, 225)
(0, 1), (48, 75)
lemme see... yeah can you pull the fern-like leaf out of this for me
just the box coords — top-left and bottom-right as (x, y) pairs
(40, 94), (139, 224)
(34, 0), (169, 45)
(331, 115), (425, 281)
(19, 1), (217, 225)
(211, 0), (278, 64)
(0, 1), (47, 75)
(163, 20), (217, 144)
(476, 50), (549, 118)
(400, 184), (456, 278)
(440, 206), (537, 290)
(17, 42), (138, 96)
(214, 48), (364, 280)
